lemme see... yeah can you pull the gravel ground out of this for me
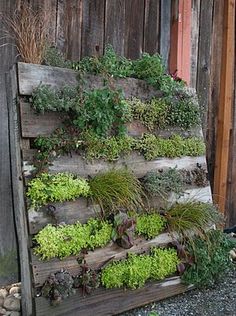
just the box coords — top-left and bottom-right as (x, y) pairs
(121, 265), (236, 316)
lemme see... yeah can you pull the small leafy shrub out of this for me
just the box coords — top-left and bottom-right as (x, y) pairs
(143, 168), (184, 198)
(89, 169), (144, 215)
(43, 45), (73, 68)
(101, 248), (179, 289)
(135, 213), (166, 239)
(136, 134), (206, 160)
(34, 219), (112, 260)
(111, 212), (136, 249)
(73, 87), (131, 137)
(82, 131), (134, 161)
(182, 230), (236, 287)
(27, 173), (90, 207)
(180, 165), (208, 187)
(128, 97), (169, 130)
(166, 202), (223, 240)
(41, 269), (74, 305)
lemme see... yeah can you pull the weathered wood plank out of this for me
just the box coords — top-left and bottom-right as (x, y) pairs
(105, 0), (126, 56)
(124, 0), (145, 59)
(22, 152), (207, 179)
(35, 276), (192, 316)
(190, 0), (200, 88)
(6, 67), (33, 315)
(143, 0), (160, 54)
(81, 0), (105, 57)
(28, 199), (100, 235)
(56, 0), (82, 61)
(160, 0), (171, 68)
(32, 232), (174, 287)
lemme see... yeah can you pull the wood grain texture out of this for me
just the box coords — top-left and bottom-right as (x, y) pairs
(143, 0), (160, 54)
(160, 0), (171, 68)
(81, 0), (105, 57)
(6, 67), (33, 315)
(124, 0), (145, 59)
(35, 276), (193, 316)
(190, 0), (200, 88)
(105, 0), (126, 56)
(32, 232), (174, 287)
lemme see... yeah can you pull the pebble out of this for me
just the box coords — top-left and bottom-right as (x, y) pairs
(3, 296), (20, 312)
(0, 307), (7, 315)
(0, 289), (8, 299)
(0, 297), (4, 307)
(9, 288), (20, 296)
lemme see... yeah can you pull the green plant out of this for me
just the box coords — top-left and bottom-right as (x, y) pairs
(165, 202), (223, 241)
(43, 45), (73, 68)
(128, 97), (169, 130)
(143, 168), (184, 198)
(73, 87), (131, 137)
(34, 219), (112, 260)
(180, 165), (208, 187)
(182, 230), (236, 287)
(101, 247), (179, 289)
(27, 173), (90, 207)
(89, 169), (144, 215)
(136, 134), (206, 160)
(135, 213), (166, 239)
(41, 269), (74, 305)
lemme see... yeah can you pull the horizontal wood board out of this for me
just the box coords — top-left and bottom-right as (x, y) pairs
(35, 276), (193, 316)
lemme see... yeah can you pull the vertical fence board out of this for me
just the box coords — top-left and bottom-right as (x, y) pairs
(196, 0), (214, 138)
(143, 0), (160, 54)
(124, 0), (145, 59)
(105, 0), (125, 56)
(159, 0), (171, 68)
(81, 0), (105, 58)
(56, 0), (82, 61)
(190, 0), (200, 88)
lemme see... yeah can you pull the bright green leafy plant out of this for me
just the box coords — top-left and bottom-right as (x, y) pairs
(43, 45), (73, 69)
(89, 169), (144, 215)
(135, 213), (167, 239)
(101, 248), (179, 289)
(34, 219), (112, 260)
(27, 173), (90, 207)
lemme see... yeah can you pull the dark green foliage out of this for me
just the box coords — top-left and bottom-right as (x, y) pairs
(136, 134), (206, 160)
(41, 269), (74, 305)
(73, 87), (131, 137)
(27, 172), (90, 207)
(101, 248), (179, 289)
(182, 230), (236, 287)
(43, 46), (73, 69)
(166, 202), (223, 240)
(89, 169), (144, 215)
(180, 165), (208, 187)
(34, 219), (112, 260)
(143, 168), (184, 198)
(135, 213), (167, 239)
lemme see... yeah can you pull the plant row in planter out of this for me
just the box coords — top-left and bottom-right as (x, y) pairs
(40, 229), (235, 306)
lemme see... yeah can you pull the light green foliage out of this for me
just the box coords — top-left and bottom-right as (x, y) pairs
(136, 134), (205, 160)
(73, 87), (131, 137)
(182, 230), (236, 287)
(143, 168), (184, 198)
(128, 97), (169, 130)
(101, 248), (179, 289)
(27, 173), (90, 207)
(43, 45), (73, 69)
(82, 131), (134, 161)
(135, 213), (167, 239)
(89, 169), (144, 214)
(166, 202), (223, 240)
(34, 219), (112, 260)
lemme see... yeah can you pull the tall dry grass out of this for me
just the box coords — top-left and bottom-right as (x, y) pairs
(2, 4), (49, 64)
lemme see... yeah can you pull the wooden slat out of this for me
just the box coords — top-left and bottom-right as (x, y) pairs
(214, 0), (235, 213)
(22, 151), (207, 179)
(143, 0), (160, 54)
(81, 0), (105, 57)
(35, 276), (193, 316)
(160, 0), (171, 67)
(105, 0), (126, 56)
(56, 0), (82, 61)
(190, 0), (200, 88)
(6, 67), (33, 315)
(28, 199), (100, 235)
(124, 0), (145, 59)
(32, 232), (174, 287)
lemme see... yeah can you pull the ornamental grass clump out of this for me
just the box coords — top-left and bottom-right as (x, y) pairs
(135, 213), (167, 239)
(34, 219), (112, 260)
(101, 248), (179, 289)
(89, 169), (144, 215)
(27, 173), (90, 207)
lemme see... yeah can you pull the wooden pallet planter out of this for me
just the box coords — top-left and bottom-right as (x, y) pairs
(15, 62), (212, 315)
